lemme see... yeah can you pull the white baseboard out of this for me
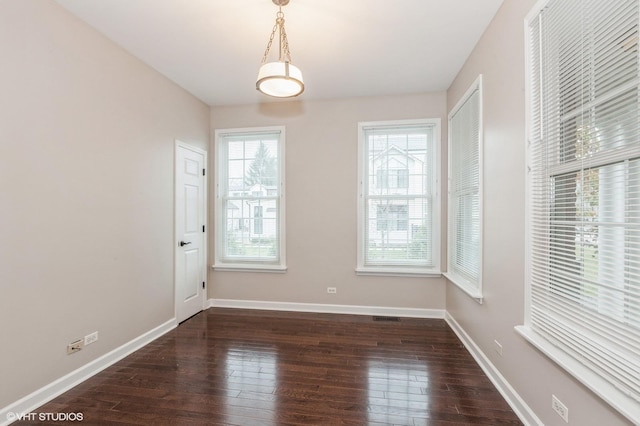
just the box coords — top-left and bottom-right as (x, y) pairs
(0, 318), (177, 426)
(208, 298), (445, 319)
(445, 312), (543, 426)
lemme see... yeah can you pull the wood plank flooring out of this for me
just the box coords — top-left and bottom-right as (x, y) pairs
(25, 308), (522, 425)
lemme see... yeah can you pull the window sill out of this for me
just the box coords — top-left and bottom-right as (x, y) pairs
(443, 272), (483, 304)
(356, 267), (442, 278)
(212, 264), (287, 273)
(515, 325), (640, 424)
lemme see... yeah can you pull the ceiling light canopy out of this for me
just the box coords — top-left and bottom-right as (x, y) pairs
(256, 0), (304, 98)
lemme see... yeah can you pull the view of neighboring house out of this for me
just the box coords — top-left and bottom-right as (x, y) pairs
(365, 131), (432, 265)
(222, 139), (280, 259)
(226, 183), (278, 242)
(369, 145), (424, 244)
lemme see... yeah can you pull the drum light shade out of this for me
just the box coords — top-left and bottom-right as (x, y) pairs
(256, 61), (304, 98)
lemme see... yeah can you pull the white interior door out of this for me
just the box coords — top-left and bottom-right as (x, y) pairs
(175, 141), (206, 323)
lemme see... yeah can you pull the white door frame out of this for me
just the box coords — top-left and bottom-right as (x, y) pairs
(174, 140), (207, 323)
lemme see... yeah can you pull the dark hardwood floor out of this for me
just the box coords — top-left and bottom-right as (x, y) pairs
(24, 308), (522, 425)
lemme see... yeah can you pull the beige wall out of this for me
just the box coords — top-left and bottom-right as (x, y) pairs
(446, 0), (631, 424)
(209, 94), (447, 310)
(0, 0), (209, 407)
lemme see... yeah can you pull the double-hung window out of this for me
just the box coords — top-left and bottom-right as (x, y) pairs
(447, 76), (483, 300)
(357, 119), (441, 276)
(214, 127), (286, 272)
(521, 0), (640, 420)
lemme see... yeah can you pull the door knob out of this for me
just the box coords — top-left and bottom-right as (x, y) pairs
(179, 241), (192, 247)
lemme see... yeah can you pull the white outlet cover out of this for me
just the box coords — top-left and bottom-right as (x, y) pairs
(84, 332), (99, 346)
(552, 394), (569, 423)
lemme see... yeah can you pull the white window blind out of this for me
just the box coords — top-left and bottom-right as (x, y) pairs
(447, 76), (482, 299)
(214, 127), (285, 271)
(357, 120), (441, 276)
(525, 0), (640, 417)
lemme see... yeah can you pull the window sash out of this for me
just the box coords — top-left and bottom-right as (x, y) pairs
(357, 120), (440, 274)
(526, 0), (640, 413)
(215, 128), (285, 268)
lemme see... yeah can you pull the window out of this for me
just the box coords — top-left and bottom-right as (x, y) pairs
(446, 76), (483, 300)
(520, 0), (640, 420)
(357, 119), (441, 276)
(214, 127), (286, 271)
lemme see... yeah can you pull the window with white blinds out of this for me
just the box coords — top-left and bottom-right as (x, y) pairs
(357, 119), (441, 276)
(447, 76), (483, 299)
(214, 127), (286, 271)
(522, 0), (640, 419)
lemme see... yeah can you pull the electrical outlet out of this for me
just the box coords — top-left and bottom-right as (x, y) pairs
(494, 339), (503, 356)
(67, 339), (83, 355)
(552, 394), (569, 423)
(84, 331), (98, 346)
(327, 287), (337, 294)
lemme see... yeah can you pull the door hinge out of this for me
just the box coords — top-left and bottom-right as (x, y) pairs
(202, 282), (205, 289)
(202, 225), (205, 232)
(202, 168), (206, 176)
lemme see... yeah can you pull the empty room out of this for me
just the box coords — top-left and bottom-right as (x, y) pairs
(1, 0), (638, 425)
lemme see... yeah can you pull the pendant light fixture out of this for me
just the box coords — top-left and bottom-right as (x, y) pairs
(256, 0), (304, 98)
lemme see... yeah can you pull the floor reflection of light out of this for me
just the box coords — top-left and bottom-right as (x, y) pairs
(225, 346), (278, 424)
(367, 358), (430, 424)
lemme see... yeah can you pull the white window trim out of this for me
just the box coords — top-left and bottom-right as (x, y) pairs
(518, 1), (640, 422)
(445, 75), (484, 303)
(355, 267), (442, 278)
(356, 118), (442, 277)
(212, 264), (287, 273)
(213, 126), (287, 272)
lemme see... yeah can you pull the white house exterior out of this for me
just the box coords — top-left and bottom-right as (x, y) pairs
(367, 145), (428, 251)
(226, 183), (278, 242)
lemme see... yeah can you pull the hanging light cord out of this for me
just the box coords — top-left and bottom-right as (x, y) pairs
(260, 8), (293, 64)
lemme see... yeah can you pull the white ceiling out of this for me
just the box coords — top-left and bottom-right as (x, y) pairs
(55, 0), (504, 106)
